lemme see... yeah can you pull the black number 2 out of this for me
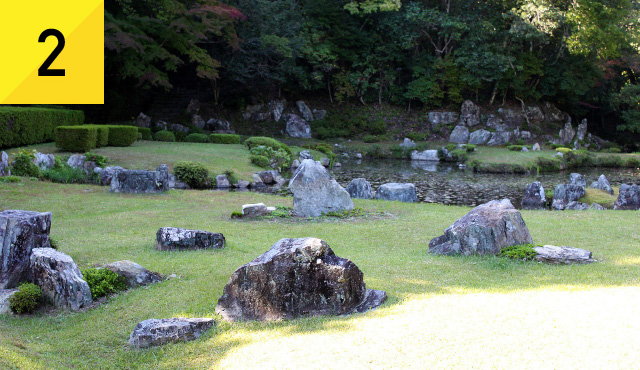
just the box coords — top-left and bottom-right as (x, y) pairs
(38, 29), (66, 77)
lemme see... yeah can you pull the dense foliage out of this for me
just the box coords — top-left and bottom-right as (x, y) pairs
(174, 161), (211, 188)
(0, 107), (84, 149)
(9, 283), (43, 314)
(82, 268), (126, 299)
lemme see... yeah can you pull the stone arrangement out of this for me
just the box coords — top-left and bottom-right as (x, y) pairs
(215, 237), (386, 321)
(289, 159), (354, 217)
(156, 227), (226, 250)
(552, 184), (586, 210)
(429, 199), (533, 255)
(129, 318), (216, 348)
(110, 165), (170, 194)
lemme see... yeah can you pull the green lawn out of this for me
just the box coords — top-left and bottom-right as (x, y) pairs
(1, 179), (639, 369)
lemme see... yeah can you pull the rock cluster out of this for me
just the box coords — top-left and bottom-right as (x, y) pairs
(215, 237), (386, 321)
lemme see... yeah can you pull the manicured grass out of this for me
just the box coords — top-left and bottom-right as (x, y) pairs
(1, 180), (639, 369)
(580, 187), (619, 208)
(471, 146), (557, 167)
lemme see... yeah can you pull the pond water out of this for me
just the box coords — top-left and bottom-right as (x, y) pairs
(329, 159), (640, 208)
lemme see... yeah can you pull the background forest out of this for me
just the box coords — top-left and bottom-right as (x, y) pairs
(102, 0), (640, 144)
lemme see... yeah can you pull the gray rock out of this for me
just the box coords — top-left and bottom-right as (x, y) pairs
(542, 102), (565, 123)
(67, 154), (85, 169)
(355, 153), (363, 160)
(495, 123), (510, 132)
(291, 159), (301, 170)
(93, 167), (103, 175)
(569, 173), (587, 189)
(400, 138), (416, 149)
(428, 111), (459, 127)
(268, 100), (286, 122)
(0, 151), (9, 176)
(524, 105), (545, 124)
(110, 165), (169, 194)
(258, 170), (281, 185)
(216, 175), (230, 189)
(532, 143), (541, 151)
(613, 184), (640, 210)
(136, 113), (151, 128)
(346, 178), (372, 200)
(521, 182), (546, 210)
(374, 183), (417, 203)
(129, 318), (216, 348)
(99, 166), (124, 186)
(237, 180), (250, 189)
(105, 261), (163, 288)
(497, 108), (524, 128)
(0, 210), (52, 289)
(521, 147), (529, 152)
(485, 114), (503, 129)
(576, 119), (588, 142)
(156, 227), (225, 251)
(29, 248), (92, 311)
(333, 162), (342, 168)
(449, 125), (469, 144)
(0, 289), (18, 315)
(320, 158), (331, 167)
(468, 129), (491, 145)
(429, 199), (533, 255)
(590, 174), (614, 195)
(519, 131), (532, 140)
(170, 123), (189, 133)
(552, 184), (586, 210)
(313, 109), (327, 121)
(242, 203), (270, 218)
(33, 153), (55, 170)
(285, 114), (312, 139)
(215, 237), (386, 321)
(250, 174), (265, 188)
(289, 159), (354, 217)
(564, 201), (591, 211)
(411, 150), (439, 161)
(299, 150), (314, 160)
(487, 131), (512, 146)
(296, 101), (314, 122)
(559, 119), (575, 145)
(207, 118), (234, 133)
(83, 161), (97, 175)
(243, 104), (264, 121)
(459, 100), (481, 126)
(533, 245), (596, 264)
(591, 203), (606, 210)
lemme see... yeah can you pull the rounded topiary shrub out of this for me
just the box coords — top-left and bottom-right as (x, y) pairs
(154, 130), (176, 142)
(210, 134), (241, 144)
(82, 268), (126, 299)
(250, 155), (270, 168)
(185, 133), (211, 143)
(174, 161), (211, 189)
(244, 136), (292, 156)
(9, 282), (43, 314)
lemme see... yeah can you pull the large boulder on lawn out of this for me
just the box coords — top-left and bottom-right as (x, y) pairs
(374, 183), (417, 203)
(104, 260), (163, 288)
(0, 210), (52, 289)
(242, 203), (269, 218)
(552, 184), (586, 210)
(110, 165), (169, 194)
(289, 159), (354, 217)
(29, 248), (92, 311)
(468, 129), (491, 145)
(129, 318), (216, 348)
(590, 174), (614, 195)
(533, 245), (596, 264)
(428, 199), (533, 256)
(156, 227), (225, 251)
(346, 178), (373, 200)
(559, 120), (575, 145)
(285, 114), (312, 139)
(521, 182), (546, 210)
(215, 237), (386, 321)
(0, 151), (9, 176)
(449, 125), (469, 144)
(613, 184), (640, 210)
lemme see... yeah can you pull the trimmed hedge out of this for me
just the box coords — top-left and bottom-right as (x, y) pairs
(105, 125), (138, 147)
(0, 107), (84, 149)
(185, 133), (211, 143)
(138, 127), (153, 140)
(55, 126), (98, 152)
(210, 134), (241, 144)
(86, 125), (109, 147)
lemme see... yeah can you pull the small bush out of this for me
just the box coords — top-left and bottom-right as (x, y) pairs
(105, 125), (138, 147)
(499, 244), (539, 261)
(11, 149), (41, 177)
(250, 146), (291, 170)
(250, 155), (270, 168)
(507, 145), (524, 151)
(604, 147), (621, 153)
(556, 147), (572, 154)
(154, 130), (175, 142)
(363, 135), (380, 143)
(365, 144), (385, 158)
(0, 176), (21, 183)
(42, 166), (91, 184)
(230, 211), (243, 219)
(471, 161), (528, 174)
(444, 143), (457, 152)
(462, 144), (476, 152)
(9, 282), (43, 314)
(244, 137), (292, 156)
(390, 145), (412, 159)
(565, 149), (594, 168)
(185, 133), (211, 143)
(210, 134), (241, 144)
(84, 152), (109, 167)
(174, 161), (211, 189)
(224, 170), (238, 185)
(49, 238), (59, 249)
(406, 132), (427, 142)
(82, 268), (126, 299)
(137, 127), (153, 141)
(55, 126), (98, 152)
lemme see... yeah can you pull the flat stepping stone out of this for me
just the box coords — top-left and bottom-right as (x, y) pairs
(129, 318), (216, 348)
(533, 245), (596, 264)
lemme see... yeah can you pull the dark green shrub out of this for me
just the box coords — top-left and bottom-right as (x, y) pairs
(154, 130), (175, 142)
(445, 143), (457, 152)
(462, 144), (476, 152)
(507, 145), (524, 151)
(365, 144), (385, 158)
(49, 238), (59, 249)
(0, 107), (84, 149)
(244, 137), (292, 156)
(84, 152), (109, 167)
(210, 134), (241, 144)
(249, 146), (291, 170)
(137, 127), (153, 140)
(449, 149), (469, 162)
(625, 157), (640, 168)
(85, 125), (110, 147)
(250, 155), (270, 168)
(499, 244), (539, 261)
(366, 119), (387, 135)
(11, 149), (41, 177)
(42, 166), (91, 184)
(230, 211), (243, 219)
(390, 145), (412, 159)
(535, 156), (563, 172)
(471, 161), (528, 174)
(596, 155), (623, 167)
(224, 170), (238, 185)
(174, 161), (211, 189)
(55, 126), (98, 152)
(82, 268), (126, 299)
(406, 133), (427, 142)
(9, 283), (43, 314)
(0, 176), (21, 183)
(105, 125), (138, 147)
(363, 135), (380, 143)
(515, 139), (525, 146)
(185, 133), (211, 143)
